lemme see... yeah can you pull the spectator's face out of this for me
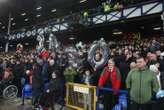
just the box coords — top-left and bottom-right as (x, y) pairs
(49, 59), (55, 66)
(51, 53), (56, 58)
(124, 49), (129, 55)
(156, 50), (161, 57)
(111, 52), (114, 56)
(143, 47), (147, 51)
(95, 53), (101, 61)
(150, 53), (157, 61)
(58, 54), (62, 58)
(136, 58), (146, 69)
(129, 46), (132, 50)
(118, 49), (122, 55)
(68, 66), (72, 69)
(152, 40), (156, 44)
(130, 62), (136, 69)
(133, 52), (137, 57)
(25, 59), (28, 63)
(108, 59), (114, 70)
(16, 61), (20, 65)
(147, 52), (151, 59)
(30, 59), (34, 63)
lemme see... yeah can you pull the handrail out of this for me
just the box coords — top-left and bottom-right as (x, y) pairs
(97, 87), (128, 94)
(124, 0), (159, 9)
(0, 0), (162, 35)
(89, 0), (161, 17)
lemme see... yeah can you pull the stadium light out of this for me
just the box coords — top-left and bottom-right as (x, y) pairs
(12, 22), (16, 26)
(36, 6), (42, 10)
(24, 18), (29, 21)
(80, 0), (87, 3)
(1, 26), (5, 29)
(51, 9), (56, 13)
(69, 37), (75, 40)
(113, 31), (122, 35)
(11, 18), (14, 21)
(21, 13), (26, 16)
(36, 14), (41, 18)
(153, 27), (161, 30)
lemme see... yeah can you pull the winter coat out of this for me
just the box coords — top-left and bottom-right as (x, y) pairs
(32, 64), (43, 89)
(13, 64), (24, 79)
(64, 68), (77, 83)
(126, 67), (159, 104)
(48, 78), (61, 92)
(98, 66), (121, 94)
(42, 61), (49, 82)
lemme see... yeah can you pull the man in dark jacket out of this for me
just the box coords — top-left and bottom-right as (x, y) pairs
(42, 58), (49, 83)
(56, 52), (68, 77)
(56, 50), (68, 105)
(12, 60), (24, 97)
(32, 61), (44, 106)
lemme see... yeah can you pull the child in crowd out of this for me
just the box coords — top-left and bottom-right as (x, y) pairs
(43, 70), (61, 110)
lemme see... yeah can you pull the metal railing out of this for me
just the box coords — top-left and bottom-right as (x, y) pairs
(66, 83), (128, 110)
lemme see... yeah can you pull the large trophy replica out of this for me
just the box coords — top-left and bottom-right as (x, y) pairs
(36, 28), (50, 60)
(48, 33), (59, 52)
(88, 38), (109, 70)
(36, 26), (60, 59)
(37, 33), (45, 54)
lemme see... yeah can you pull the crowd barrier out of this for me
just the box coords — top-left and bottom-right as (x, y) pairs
(66, 83), (97, 110)
(66, 83), (128, 110)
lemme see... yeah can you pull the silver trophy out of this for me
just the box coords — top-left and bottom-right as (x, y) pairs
(37, 34), (45, 53)
(48, 33), (59, 52)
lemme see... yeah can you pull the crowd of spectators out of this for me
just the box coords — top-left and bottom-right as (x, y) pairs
(0, 37), (163, 110)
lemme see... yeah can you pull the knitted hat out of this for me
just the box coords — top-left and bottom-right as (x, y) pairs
(40, 50), (49, 59)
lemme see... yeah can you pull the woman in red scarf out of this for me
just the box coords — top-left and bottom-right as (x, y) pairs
(98, 58), (121, 110)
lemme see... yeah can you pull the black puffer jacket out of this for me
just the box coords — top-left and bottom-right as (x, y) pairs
(32, 64), (43, 89)
(48, 78), (61, 92)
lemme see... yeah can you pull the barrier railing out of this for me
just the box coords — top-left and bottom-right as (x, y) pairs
(96, 87), (128, 110)
(66, 83), (97, 110)
(66, 83), (128, 110)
